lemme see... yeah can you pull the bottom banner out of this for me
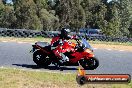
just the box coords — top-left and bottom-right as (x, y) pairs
(76, 74), (131, 85)
(76, 66), (131, 85)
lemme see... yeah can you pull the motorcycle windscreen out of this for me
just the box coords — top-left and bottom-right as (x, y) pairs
(81, 38), (93, 51)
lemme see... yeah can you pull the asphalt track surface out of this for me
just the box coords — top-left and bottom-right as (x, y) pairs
(0, 41), (132, 76)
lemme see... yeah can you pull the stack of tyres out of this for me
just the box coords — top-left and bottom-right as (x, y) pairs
(1, 30), (7, 37)
(41, 31), (47, 37)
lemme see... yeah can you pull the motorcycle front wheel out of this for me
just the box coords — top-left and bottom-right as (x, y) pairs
(80, 57), (99, 70)
(33, 50), (51, 67)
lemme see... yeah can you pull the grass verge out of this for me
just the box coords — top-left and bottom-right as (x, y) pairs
(0, 37), (51, 43)
(89, 40), (132, 46)
(0, 68), (131, 88)
(0, 36), (131, 46)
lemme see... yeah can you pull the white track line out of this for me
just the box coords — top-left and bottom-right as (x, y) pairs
(17, 42), (24, 44)
(0, 66), (4, 68)
(29, 43), (34, 45)
(17, 42), (30, 44)
(93, 48), (98, 50)
(107, 49), (112, 51)
(2, 41), (8, 43)
(119, 50), (125, 52)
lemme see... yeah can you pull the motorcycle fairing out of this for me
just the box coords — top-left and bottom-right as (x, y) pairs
(34, 44), (50, 54)
(68, 50), (94, 63)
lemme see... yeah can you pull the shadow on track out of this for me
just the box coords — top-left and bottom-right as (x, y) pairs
(12, 64), (78, 70)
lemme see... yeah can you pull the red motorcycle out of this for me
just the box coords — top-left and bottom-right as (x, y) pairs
(31, 38), (99, 70)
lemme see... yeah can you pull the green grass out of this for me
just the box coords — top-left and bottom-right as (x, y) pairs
(0, 37), (132, 46)
(89, 40), (132, 46)
(0, 36), (131, 46)
(0, 68), (76, 88)
(0, 68), (131, 88)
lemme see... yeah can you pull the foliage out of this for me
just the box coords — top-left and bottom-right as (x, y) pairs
(0, 0), (131, 37)
(13, 0), (42, 30)
(117, 0), (131, 37)
(0, 3), (16, 28)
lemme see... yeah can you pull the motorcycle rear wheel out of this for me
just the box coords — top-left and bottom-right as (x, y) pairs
(80, 57), (99, 70)
(33, 50), (51, 67)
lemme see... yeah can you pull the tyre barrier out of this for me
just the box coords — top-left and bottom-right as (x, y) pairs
(0, 28), (53, 38)
(79, 35), (132, 43)
(0, 28), (132, 43)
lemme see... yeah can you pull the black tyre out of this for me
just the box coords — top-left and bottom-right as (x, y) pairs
(80, 57), (99, 70)
(33, 50), (51, 67)
(76, 75), (86, 85)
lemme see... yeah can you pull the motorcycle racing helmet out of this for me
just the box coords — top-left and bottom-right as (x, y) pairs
(61, 27), (71, 39)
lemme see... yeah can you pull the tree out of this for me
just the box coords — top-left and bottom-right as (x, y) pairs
(128, 21), (132, 37)
(0, 2), (16, 28)
(98, 1), (122, 37)
(81, 0), (105, 29)
(13, 0), (42, 30)
(39, 8), (59, 31)
(71, 0), (86, 30)
(33, 0), (47, 16)
(117, 0), (131, 37)
(104, 1), (122, 37)
(34, 0), (59, 30)
(54, 0), (85, 31)
(96, 3), (107, 31)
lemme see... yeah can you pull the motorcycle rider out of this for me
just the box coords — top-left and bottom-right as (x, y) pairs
(51, 27), (78, 65)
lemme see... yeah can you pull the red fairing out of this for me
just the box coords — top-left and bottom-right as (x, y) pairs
(51, 36), (60, 45)
(62, 42), (71, 51)
(69, 51), (94, 63)
(48, 36), (95, 64)
(69, 52), (84, 63)
(53, 41), (74, 54)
